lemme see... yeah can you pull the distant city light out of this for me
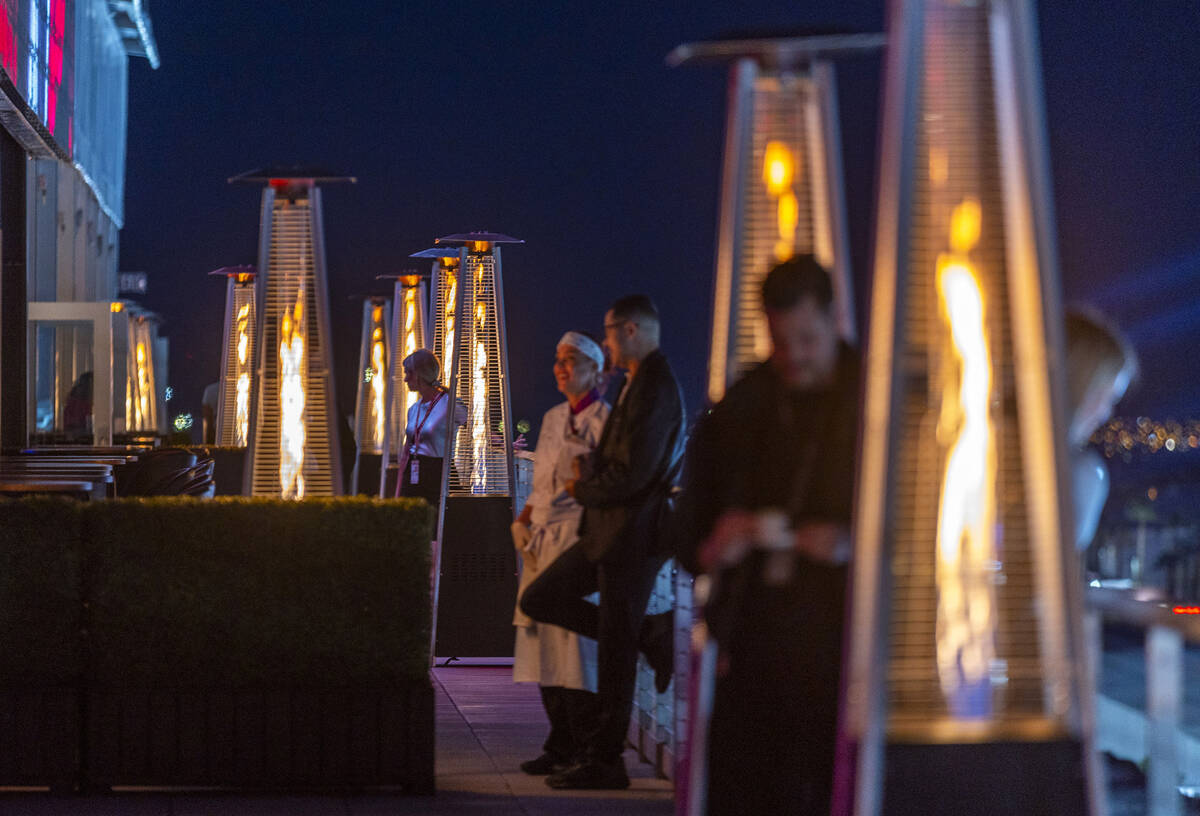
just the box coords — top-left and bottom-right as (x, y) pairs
(164, 386), (174, 402)
(173, 413), (194, 431)
(1094, 417), (1200, 457)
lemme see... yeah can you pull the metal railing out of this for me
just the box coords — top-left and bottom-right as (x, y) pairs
(1086, 586), (1200, 816)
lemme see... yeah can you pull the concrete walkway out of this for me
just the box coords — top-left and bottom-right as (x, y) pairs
(0, 665), (674, 815)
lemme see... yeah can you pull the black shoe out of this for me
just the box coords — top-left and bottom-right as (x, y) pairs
(641, 611), (674, 694)
(546, 758), (630, 790)
(520, 752), (571, 775)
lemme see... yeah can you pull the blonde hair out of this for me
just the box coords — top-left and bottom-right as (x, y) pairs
(1064, 309), (1137, 425)
(403, 348), (441, 386)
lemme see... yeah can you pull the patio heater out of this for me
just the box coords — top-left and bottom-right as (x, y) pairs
(349, 295), (391, 495)
(231, 167), (353, 499)
(122, 307), (162, 435)
(209, 265), (257, 448)
(668, 33), (883, 403)
(841, 1), (1095, 814)
(376, 268), (431, 499)
(426, 231), (522, 657)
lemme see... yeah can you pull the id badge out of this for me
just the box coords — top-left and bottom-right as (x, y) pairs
(410, 457), (420, 484)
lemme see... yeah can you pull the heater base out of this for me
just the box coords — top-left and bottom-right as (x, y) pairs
(435, 496), (517, 658)
(881, 739), (1088, 815)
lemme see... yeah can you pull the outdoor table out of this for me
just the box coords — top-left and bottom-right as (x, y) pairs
(0, 478), (95, 500)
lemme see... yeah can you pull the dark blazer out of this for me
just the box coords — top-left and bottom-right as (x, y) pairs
(573, 349), (686, 562)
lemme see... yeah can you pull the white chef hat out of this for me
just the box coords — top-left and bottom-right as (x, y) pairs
(558, 331), (605, 370)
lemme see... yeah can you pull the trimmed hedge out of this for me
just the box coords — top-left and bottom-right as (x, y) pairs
(0, 497), (83, 686)
(83, 497), (434, 687)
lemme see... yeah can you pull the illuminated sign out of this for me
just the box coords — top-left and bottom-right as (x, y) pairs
(0, 0), (75, 153)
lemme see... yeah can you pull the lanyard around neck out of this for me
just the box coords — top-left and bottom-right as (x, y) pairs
(412, 391), (445, 448)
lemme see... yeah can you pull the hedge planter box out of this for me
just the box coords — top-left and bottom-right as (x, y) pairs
(0, 497), (84, 789)
(0, 688), (79, 791)
(83, 497), (435, 791)
(85, 682), (433, 791)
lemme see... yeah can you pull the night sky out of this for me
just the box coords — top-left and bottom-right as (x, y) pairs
(118, 1), (1200, 449)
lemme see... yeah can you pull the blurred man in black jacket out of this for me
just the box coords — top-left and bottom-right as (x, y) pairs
(677, 256), (860, 815)
(520, 294), (685, 790)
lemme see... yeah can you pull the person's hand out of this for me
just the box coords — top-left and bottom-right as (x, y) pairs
(572, 453), (594, 482)
(793, 523), (851, 565)
(697, 510), (759, 573)
(511, 519), (532, 552)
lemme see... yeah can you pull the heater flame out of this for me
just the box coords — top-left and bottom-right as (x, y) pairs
(443, 269), (458, 386)
(763, 140), (801, 263)
(369, 311), (386, 448)
(471, 299), (488, 491)
(234, 303), (251, 447)
(135, 342), (150, 430)
(403, 288), (419, 411)
(934, 197), (997, 715)
(279, 292), (306, 500)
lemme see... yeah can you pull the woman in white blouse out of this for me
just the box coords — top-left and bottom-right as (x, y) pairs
(511, 331), (610, 776)
(397, 348), (465, 510)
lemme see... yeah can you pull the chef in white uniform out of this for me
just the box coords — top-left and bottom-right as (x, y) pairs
(511, 331), (610, 776)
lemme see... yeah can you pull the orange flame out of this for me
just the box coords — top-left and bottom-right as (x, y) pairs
(279, 292), (306, 499)
(935, 198), (997, 710)
(234, 303), (251, 447)
(471, 299), (488, 491)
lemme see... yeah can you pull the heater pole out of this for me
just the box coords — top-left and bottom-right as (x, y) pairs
(491, 246), (518, 512)
(431, 247), (467, 662)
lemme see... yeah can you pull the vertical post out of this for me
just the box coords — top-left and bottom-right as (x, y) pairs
(491, 247), (516, 510)
(431, 248), (466, 661)
(1, 130), (27, 452)
(1146, 625), (1182, 816)
(93, 306), (113, 446)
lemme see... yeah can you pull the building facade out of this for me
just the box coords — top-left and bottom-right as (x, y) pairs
(0, 0), (158, 447)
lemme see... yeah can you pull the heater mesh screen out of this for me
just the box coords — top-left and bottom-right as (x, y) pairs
(217, 281), (255, 447)
(249, 195), (337, 497)
(884, 2), (1048, 727)
(449, 253), (510, 496)
(353, 300), (390, 456)
(387, 284), (427, 459)
(729, 76), (817, 381)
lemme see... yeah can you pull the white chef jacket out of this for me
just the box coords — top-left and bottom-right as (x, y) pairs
(512, 396), (609, 690)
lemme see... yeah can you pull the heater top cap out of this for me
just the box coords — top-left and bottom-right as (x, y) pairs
(227, 165), (357, 185)
(435, 231), (524, 246)
(208, 265), (256, 278)
(376, 269), (431, 281)
(410, 247), (463, 260)
(667, 30), (884, 69)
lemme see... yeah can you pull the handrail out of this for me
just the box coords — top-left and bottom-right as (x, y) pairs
(1086, 586), (1200, 641)
(1085, 585), (1191, 816)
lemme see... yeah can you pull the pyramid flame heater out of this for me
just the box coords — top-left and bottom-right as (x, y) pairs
(668, 33), (882, 402)
(841, 2), (1094, 814)
(349, 295), (392, 494)
(422, 232), (523, 658)
(210, 265), (257, 447)
(232, 168), (352, 499)
(431, 232), (522, 498)
(376, 266), (432, 498)
(123, 310), (160, 434)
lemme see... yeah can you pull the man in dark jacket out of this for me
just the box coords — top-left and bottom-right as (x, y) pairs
(677, 256), (860, 815)
(520, 294), (685, 790)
